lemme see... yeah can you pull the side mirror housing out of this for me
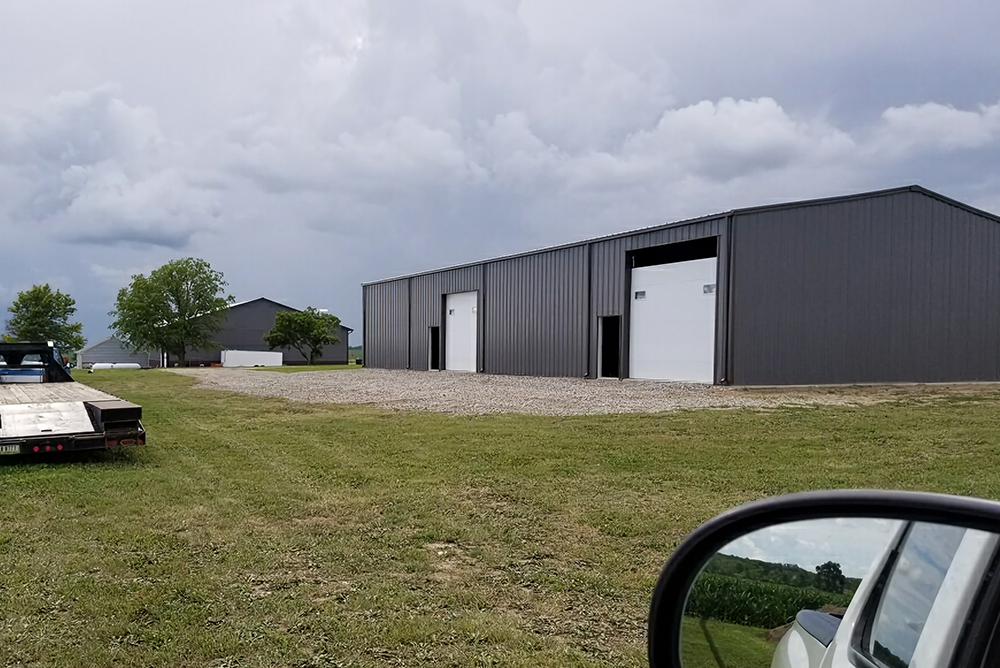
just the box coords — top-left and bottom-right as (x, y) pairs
(648, 490), (1000, 668)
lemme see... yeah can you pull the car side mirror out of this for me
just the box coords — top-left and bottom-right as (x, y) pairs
(647, 490), (1000, 668)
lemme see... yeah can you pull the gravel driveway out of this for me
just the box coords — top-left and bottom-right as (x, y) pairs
(167, 368), (881, 416)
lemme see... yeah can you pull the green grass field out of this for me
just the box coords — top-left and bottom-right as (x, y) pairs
(2, 371), (1000, 666)
(681, 617), (774, 668)
(252, 364), (360, 373)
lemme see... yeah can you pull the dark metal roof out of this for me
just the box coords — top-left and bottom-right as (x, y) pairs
(228, 296), (298, 311)
(363, 185), (1000, 286)
(229, 297), (354, 332)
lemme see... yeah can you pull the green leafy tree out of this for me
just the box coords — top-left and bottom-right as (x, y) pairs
(815, 561), (846, 593)
(264, 308), (341, 365)
(5, 284), (86, 354)
(110, 258), (233, 366)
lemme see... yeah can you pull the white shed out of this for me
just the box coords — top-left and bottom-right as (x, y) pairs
(76, 337), (158, 369)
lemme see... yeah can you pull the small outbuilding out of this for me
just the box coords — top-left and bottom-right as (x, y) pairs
(76, 337), (158, 369)
(363, 185), (1000, 385)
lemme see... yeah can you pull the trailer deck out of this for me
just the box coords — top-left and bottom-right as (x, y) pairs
(0, 382), (117, 405)
(0, 342), (145, 455)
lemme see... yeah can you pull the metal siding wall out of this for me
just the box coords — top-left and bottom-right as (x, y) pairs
(189, 301), (289, 364)
(213, 302), (288, 351)
(587, 219), (725, 378)
(366, 216), (724, 378)
(363, 279), (410, 369)
(730, 191), (1000, 384)
(317, 328), (351, 365)
(484, 245), (589, 376)
(82, 339), (154, 368)
(715, 218), (733, 383)
(409, 267), (483, 371)
(185, 301), (350, 364)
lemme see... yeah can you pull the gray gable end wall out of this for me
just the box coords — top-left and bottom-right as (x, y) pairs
(729, 189), (1000, 384)
(184, 299), (351, 365)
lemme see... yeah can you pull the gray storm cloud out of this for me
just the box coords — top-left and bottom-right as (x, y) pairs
(0, 85), (219, 250)
(0, 0), (998, 342)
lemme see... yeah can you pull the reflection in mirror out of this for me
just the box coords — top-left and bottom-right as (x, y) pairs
(681, 518), (998, 668)
(681, 518), (901, 668)
(679, 518), (1000, 668)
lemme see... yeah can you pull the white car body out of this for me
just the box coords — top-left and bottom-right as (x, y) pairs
(771, 522), (998, 668)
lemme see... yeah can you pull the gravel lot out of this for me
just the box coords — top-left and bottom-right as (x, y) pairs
(167, 367), (885, 416)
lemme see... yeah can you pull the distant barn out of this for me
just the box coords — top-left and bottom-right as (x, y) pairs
(180, 297), (353, 366)
(76, 337), (159, 369)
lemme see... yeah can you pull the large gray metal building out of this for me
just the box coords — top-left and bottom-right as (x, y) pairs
(182, 298), (353, 366)
(363, 186), (1000, 385)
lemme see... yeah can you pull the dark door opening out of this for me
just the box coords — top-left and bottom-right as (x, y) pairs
(600, 316), (620, 378)
(630, 236), (717, 268)
(429, 327), (441, 370)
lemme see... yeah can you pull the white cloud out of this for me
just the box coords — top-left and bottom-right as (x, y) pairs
(720, 518), (902, 579)
(875, 101), (1000, 155)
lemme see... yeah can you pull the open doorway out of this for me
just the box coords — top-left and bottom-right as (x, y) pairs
(428, 326), (440, 370)
(599, 316), (620, 378)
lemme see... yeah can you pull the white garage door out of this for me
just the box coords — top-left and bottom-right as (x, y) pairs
(629, 258), (717, 382)
(445, 291), (478, 372)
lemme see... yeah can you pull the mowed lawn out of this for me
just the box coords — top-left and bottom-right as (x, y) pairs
(2, 372), (1000, 667)
(253, 364), (361, 373)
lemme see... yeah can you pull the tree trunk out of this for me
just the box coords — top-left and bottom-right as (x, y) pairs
(176, 348), (186, 367)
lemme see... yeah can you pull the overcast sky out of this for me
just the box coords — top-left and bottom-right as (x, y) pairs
(719, 518), (902, 578)
(2, 0), (999, 344)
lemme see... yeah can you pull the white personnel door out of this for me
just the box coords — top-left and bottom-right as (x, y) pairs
(445, 291), (478, 372)
(629, 258), (717, 382)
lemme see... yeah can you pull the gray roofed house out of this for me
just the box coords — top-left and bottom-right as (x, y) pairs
(76, 337), (159, 369)
(179, 297), (353, 366)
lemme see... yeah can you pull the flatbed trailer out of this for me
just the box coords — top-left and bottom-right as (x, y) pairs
(0, 342), (145, 456)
